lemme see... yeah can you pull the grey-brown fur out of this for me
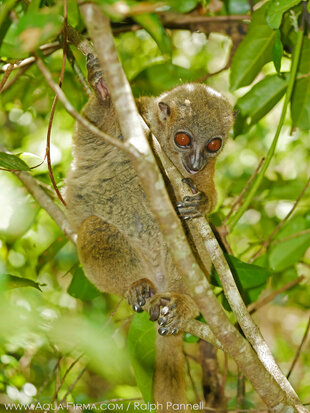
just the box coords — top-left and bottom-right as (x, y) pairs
(65, 73), (233, 410)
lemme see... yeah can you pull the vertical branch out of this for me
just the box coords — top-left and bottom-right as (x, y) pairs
(78, 5), (306, 411)
(152, 136), (304, 407)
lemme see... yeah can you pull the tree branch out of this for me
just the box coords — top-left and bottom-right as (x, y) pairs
(78, 5), (306, 411)
(36, 57), (130, 155)
(152, 136), (304, 409)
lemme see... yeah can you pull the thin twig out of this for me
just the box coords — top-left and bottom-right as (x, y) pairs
(185, 352), (201, 403)
(223, 157), (265, 225)
(161, 13), (250, 25)
(44, 2), (68, 206)
(104, 298), (124, 328)
(53, 354), (83, 402)
(237, 371), (246, 411)
(271, 228), (310, 245)
(286, 316), (310, 379)
(0, 144), (75, 243)
(248, 276), (305, 315)
(0, 63), (13, 93)
(1, 64), (32, 93)
(30, 359), (59, 407)
(54, 356), (61, 408)
(36, 57), (130, 154)
(59, 366), (87, 405)
(250, 177), (310, 262)
(0, 42), (60, 72)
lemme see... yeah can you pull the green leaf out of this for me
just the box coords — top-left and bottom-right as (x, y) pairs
(67, 0), (80, 27)
(133, 14), (171, 55)
(272, 29), (283, 73)
(67, 267), (101, 300)
(224, 0), (251, 14)
(268, 179), (310, 200)
(298, 37), (310, 74)
(212, 255), (272, 306)
(232, 107), (249, 138)
(1, 7), (63, 58)
(132, 62), (204, 96)
(236, 74), (288, 128)
(128, 312), (155, 405)
(0, 274), (41, 290)
(291, 77), (310, 130)
(291, 37), (310, 130)
(226, 255), (272, 304)
(0, 0), (17, 28)
(165, 0), (199, 13)
(230, 4), (276, 90)
(0, 152), (30, 171)
(269, 217), (310, 271)
(266, 0), (302, 29)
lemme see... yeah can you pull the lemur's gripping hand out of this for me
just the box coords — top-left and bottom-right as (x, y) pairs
(149, 293), (199, 336)
(126, 278), (156, 313)
(176, 178), (208, 220)
(87, 53), (109, 101)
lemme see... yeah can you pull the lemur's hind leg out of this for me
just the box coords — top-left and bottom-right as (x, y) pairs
(77, 216), (156, 309)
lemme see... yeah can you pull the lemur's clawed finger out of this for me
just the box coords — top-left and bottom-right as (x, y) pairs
(126, 278), (156, 313)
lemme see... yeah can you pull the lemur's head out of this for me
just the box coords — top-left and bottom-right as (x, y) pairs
(138, 83), (233, 177)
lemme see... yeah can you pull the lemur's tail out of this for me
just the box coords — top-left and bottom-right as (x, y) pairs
(154, 334), (188, 412)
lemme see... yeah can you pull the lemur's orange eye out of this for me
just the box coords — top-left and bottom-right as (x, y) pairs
(207, 137), (222, 153)
(175, 132), (191, 148)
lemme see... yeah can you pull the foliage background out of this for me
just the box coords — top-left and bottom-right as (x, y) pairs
(0, 0), (309, 410)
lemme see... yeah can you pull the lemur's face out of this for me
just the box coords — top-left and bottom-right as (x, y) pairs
(173, 130), (223, 175)
(153, 84), (233, 177)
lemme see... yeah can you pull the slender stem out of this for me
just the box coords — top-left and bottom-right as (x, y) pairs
(36, 57), (130, 154)
(228, 29), (305, 230)
(44, 0), (68, 206)
(286, 316), (310, 380)
(223, 157), (265, 225)
(248, 276), (305, 314)
(250, 177), (310, 262)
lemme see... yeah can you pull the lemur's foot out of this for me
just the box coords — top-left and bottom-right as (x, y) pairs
(177, 179), (208, 220)
(126, 278), (156, 313)
(86, 53), (109, 101)
(149, 293), (199, 336)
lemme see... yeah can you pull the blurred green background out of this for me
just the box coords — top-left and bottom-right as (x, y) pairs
(0, 0), (309, 410)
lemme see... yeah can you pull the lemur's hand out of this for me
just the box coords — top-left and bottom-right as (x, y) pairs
(176, 178), (208, 220)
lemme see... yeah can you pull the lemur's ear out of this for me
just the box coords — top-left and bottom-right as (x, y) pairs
(158, 102), (171, 120)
